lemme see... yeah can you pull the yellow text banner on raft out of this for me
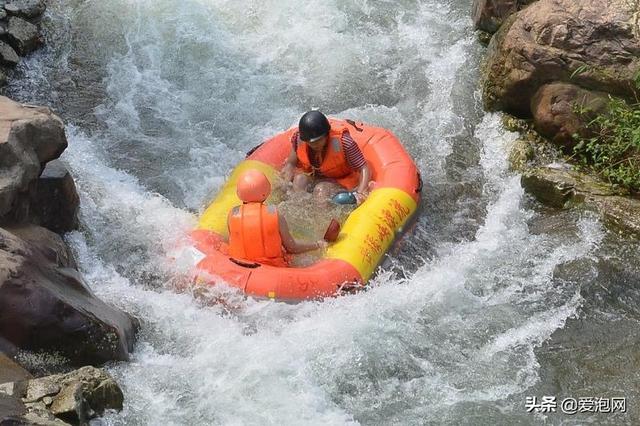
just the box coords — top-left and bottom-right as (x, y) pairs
(326, 188), (417, 280)
(198, 160), (279, 237)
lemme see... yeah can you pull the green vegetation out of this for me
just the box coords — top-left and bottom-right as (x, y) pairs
(573, 77), (640, 192)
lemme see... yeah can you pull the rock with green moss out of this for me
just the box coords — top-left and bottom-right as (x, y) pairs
(522, 166), (578, 207)
(507, 139), (534, 172)
(590, 195), (640, 236)
(522, 165), (624, 206)
(476, 30), (493, 45)
(502, 114), (562, 170)
(521, 165), (640, 235)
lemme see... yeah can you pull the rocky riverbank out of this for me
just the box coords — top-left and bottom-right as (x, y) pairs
(0, 0), (47, 86)
(1, 357), (124, 425)
(0, 3), (137, 424)
(473, 0), (640, 235)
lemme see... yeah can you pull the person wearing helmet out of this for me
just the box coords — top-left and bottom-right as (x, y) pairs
(281, 111), (371, 205)
(228, 169), (326, 267)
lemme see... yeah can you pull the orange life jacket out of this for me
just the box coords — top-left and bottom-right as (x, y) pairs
(228, 203), (286, 267)
(296, 122), (354, 179)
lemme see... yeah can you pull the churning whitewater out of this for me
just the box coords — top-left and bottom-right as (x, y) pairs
(5, 0), (630, 424)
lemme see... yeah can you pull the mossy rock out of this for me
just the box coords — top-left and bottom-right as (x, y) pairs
(508, 139), (534, 172)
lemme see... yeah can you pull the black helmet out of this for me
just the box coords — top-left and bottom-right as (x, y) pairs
(298, 110), (330, 142)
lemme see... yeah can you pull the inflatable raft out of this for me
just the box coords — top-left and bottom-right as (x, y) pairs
(190, 119), (421, 301)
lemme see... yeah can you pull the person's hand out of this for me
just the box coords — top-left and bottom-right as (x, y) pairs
(354, 191), (367, 206)
(281, 167), (293, 183)
(316, 240), (328, 251)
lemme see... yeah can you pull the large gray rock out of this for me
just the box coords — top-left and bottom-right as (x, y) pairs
(483, 0), (640, 116)
(0, 393), (27, 425)
(530, 83), (609, 151)
(5, 16), (42, 55)
(0, 40), (19, 67)
(4, 0), (46, 19)
(0, 227), (137, 366)
(29, 160), (80, 234)
(0, 96), (67, 222)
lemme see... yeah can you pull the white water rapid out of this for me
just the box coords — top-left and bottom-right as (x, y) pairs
(6, 0), (640, 424)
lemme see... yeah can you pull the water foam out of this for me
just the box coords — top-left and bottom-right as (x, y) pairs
(2, 0), (608, 424)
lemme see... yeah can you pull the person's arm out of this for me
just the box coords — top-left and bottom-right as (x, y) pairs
(281, 131), (300, 182)
(342, 131), (370, 205)
(278, 213), (325, 254)
(354, 163), (371, 203)
(281, 149), (298, 182)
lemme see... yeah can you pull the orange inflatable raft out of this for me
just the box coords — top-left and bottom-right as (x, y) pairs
(190, 119), (422, 301)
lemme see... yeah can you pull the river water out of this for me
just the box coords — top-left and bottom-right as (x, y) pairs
(5, 0), (640, 424)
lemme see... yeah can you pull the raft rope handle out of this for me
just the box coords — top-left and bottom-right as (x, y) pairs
(245, 142), (264, 158)
(336, 280), (365, 295)
(345, 119), (363, 132)
(229, 258), (262, 268)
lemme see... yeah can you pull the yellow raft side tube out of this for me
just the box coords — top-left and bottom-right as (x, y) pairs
(327, 188), (417, 281)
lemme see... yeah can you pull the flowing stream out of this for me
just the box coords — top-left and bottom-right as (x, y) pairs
(5, 0), (640, 424)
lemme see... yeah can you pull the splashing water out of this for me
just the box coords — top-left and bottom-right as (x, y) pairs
(5, 0), (640, 424)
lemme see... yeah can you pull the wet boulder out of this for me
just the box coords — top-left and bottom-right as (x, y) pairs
(5, 224), (77, 269)
(0, 96), (67, 223)
(530, 83), (609, 151)
(4, 0), (46, 19)
(521, 164), (621, 208)
(5, 16), (42, 55)
(0, 352), (32, 384)
(521, 165), (640, 235)
(0, 353), (31, 424)
(0, 227), (137, 366)
(29, 160), (80, 234)
(0, 393), (27, 425)
(0, 40), (19, 67)
(483, 0), (640, 115)
(472, 0), (518, 33)
(472, 0), (537, 33)
(590, 194), (640, 236)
